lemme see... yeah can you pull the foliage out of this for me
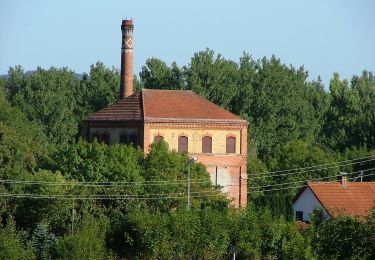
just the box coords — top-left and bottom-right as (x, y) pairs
(29, 222), (57, 259)
(0, 87), (48, 178)
(1, 51), (375, 258)
(55, 214), (108, 260)
(0, 218), (35, 260)
(313, 214), (375, 259)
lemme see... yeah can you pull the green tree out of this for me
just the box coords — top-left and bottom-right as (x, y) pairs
(29, 222), (57, 260)
(0, 218), (35, 260)
(314, 215), (375, 259)
(5, 66), (80, 145)
(56, 214), (109, 260)
(185, 48), (239, 110)
(140, 58), (184, 90)
(0, 87), (48, 179)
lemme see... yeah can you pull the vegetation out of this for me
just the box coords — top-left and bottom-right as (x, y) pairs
(0, 49), (375, 258)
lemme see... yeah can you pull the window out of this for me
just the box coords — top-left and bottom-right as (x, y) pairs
(129, 134), (138, 146)
(101, 133), (110, 144)
(92, 133), (110, 144)
(154, 135), (163, 143)
(226, 136), (236, 153)
(178, 136), (188, 153)
(92, 133), (100, 142)
(202, 136), (212, 153)
(296, 211), (303, 221)
(119, 134), (128, 144)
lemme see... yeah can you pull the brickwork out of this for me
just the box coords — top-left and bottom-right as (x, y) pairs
(148, 124), (242, 154)
(120, 20), (134, 98)
(146, 123), (248, 207)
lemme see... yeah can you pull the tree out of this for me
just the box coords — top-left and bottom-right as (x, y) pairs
(5, 66), (80, 145)
(185, 48), (239, 110)
(314, 215), (375, 259)
(56, 214), (109, 260)
(0, 87), (48, 179)
(0, 218), (35, 260)
(140, 58), (184, 90)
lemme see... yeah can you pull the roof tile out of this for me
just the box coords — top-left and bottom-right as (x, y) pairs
(307, 182), (375, 218)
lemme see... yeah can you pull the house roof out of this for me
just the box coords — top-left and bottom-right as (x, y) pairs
(297, 182), (375, 218)
(84, 89), (247, 124)
(83, 92), (143, 121)
(142, 89), (247, 124)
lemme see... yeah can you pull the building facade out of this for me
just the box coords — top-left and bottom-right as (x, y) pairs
(83, 20), (248, 207)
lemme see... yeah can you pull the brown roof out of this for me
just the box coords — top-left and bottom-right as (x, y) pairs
(306, 182), (375, 218)
(84, 89), (247, 124)
(142, 89), (247, 124)
(84, 92), (142, 121)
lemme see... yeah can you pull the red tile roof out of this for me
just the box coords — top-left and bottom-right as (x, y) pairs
(307, 182), (375, 218)
(84, 92), (142, 121)
(84, 89), (247, 124)
(142, 89), (247, 124)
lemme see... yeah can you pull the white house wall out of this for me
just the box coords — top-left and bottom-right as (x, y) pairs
(293, 187), (329, 222)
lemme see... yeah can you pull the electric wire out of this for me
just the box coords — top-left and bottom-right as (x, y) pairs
(0, 169), (374, 200)
(251, 155), (375, 176)
(249, 158), (375, 179)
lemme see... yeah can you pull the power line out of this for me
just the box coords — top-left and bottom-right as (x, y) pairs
(249, 158), (375, 179)
(248, 167), (375, 190)
(0, 170), (374, 200)
(1, 157), (373, 187)
(250, 170), (375, 194)
(250, 155), (375, 176)
(0, 178), (211, 187)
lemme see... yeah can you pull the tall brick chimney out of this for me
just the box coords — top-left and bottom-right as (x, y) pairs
(120, 19), (134, 98)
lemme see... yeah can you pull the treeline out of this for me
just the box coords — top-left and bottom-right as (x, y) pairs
(1, 49), (375, 258)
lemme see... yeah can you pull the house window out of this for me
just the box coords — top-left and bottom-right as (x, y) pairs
(119, 134), (128, 144)
(154, 135), (163, 143)
(296, 211), (304, 221)
(178, 136), (188, 153)
(129, 134), (138, 146)
(92, 133), (100, 142)
(202, 136), (212, 153)
(101, 133), (110, 144)
(226, 136), (236, 153)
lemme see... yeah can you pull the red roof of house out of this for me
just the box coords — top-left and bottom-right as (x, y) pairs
(306, 182), (375, 218)
(84, 92), (143, 121)
(84, 89), (247, 124)
(142, 89), (246, 123)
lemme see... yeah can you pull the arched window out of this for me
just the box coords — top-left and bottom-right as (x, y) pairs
(129, 134), (138, 147)
(101, 133), (110, 144)
(178, 136), (188, 153)
(92, 133), (100, 142)
(226, 136), (236, 153)
(154, 135), (163, 143)
(202, 136), (212, 153)
(119, 134), (128, 144)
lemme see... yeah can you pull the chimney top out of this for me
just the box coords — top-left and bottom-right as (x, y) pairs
(340, 172), (348, 189)
(122, 19), (133, 27)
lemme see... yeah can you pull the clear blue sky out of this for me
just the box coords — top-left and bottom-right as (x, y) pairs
(1, 0), (374, 88)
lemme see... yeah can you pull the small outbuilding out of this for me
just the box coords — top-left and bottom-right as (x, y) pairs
(293, 175), (375, 222)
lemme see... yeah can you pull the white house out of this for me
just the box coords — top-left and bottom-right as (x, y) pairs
(293, 175), (375, 222)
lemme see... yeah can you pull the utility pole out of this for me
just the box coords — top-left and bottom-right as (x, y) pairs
(187, 157), (198, 211)
(277, 238), (283, 260)
(71, 199), (75, 234)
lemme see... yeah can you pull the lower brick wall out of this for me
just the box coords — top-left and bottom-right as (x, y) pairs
(191, 154), (247, 207)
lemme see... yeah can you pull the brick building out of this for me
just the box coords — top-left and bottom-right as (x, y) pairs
(83, 20), (248, 207)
